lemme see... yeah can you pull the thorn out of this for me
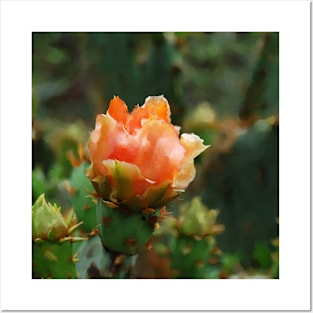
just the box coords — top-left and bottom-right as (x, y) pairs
(59, 236), (87, 243)
(142, 208), (155, 214)
(103, 200), (119, 208)
(34, 238), (44, 243)
(73, 251), (80, 259)
(88, 228), (99, 236)
(113, 254), (125, 266)
(65, 208), (75, 226)
(68, 221), (83, 235)
(63, 181), (77, 196)
(157, 206), (172, 222)
(70, 236), (88, 242)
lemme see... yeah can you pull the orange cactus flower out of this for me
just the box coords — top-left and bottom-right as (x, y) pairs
(86, 95), (208, 211)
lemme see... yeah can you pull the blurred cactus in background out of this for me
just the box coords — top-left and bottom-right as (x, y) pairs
(32, 32), (279, 279)
(133, 197), (228, 279)
(152, 197), (224, 278)
(196, 33), (279, 268)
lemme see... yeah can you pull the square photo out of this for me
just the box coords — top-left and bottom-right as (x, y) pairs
(32, 32), (279, 279)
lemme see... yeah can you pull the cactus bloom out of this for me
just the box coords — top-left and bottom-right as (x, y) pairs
(87, 96), (208, 211)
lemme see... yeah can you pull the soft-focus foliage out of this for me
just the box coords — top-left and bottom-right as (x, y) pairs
(32, 32), (279, 278)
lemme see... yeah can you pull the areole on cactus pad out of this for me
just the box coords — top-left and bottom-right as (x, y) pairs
(87, 95), (209, 212)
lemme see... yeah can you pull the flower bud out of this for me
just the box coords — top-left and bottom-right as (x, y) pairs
(177, 197), (218, 237)
(32, 194), (68, 241)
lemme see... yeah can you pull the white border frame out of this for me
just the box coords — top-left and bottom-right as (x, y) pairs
(1, 0), (311, 311)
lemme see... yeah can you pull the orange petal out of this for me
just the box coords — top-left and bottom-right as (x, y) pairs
(143, 95), (171, 123)
(108, 126), (138, 163)
(127, 95), (171, 134)
(107, 96), (129, 124)
(127, 106), (148, 134)
(135, 119), (185, 183)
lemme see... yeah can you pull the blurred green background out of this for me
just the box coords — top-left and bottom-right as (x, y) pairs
(32, 32), (279, 277)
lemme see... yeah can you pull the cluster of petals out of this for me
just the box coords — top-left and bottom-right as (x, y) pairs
(87, 95), (208, 211)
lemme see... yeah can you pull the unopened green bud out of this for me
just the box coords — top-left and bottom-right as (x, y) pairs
(178, 197), (218, 237)
(32, 194), (68, 241)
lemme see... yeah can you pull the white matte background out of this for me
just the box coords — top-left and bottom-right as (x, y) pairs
(0, 0), (311, 311)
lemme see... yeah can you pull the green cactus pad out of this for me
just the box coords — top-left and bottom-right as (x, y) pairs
(69, 163), (97, 233)
(33, 240), (77, 278)
(169, 235), (215, 278)
(97, 200), (154, 255)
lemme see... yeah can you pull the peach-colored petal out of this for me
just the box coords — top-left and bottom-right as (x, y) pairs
(108, 126), (139, 163)
(89, 114), (117, 177)
(126, 96), (171, 134)
(107, 96), (129, 124)
(135, 119), (185, 183)
(180, 133), (209, 159)
(173, 133), (209, 190)
(143, 95), (171, 123)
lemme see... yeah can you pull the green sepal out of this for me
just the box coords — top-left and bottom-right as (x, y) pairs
(33, 240), (77, 278)
(126, 180), (181, 212)
(89, 160), (182, 212)
(97, 200), (154, 255)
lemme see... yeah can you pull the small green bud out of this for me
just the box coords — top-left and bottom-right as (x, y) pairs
(32, 194), (68, 241)
(177, 197), (218, 237)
